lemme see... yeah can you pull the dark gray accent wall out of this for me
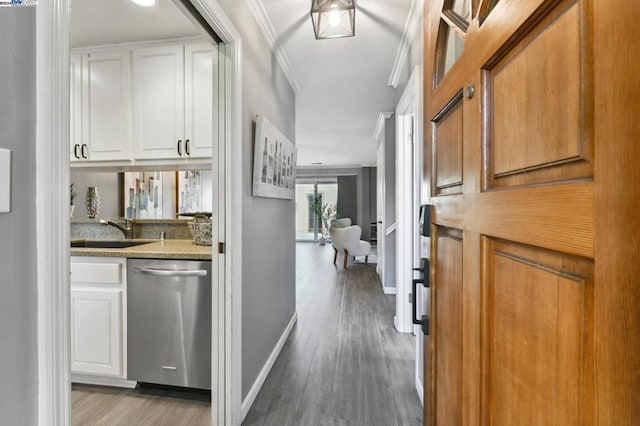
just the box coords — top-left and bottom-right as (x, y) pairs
(217, 0), (297, 399)
(0, 8), (37, 424)
(336, 175), (357, 224)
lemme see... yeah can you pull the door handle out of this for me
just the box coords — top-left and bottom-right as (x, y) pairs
(412, 259), (430, 335)
(134, 267), (207, 277)
(177, 139), (182, 156)
(73, 144), (80, 159)
(81, 144), (88, 159)
(185, 139), (191, 156)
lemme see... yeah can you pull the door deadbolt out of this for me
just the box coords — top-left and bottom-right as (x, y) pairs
(466, 83), (475, 99)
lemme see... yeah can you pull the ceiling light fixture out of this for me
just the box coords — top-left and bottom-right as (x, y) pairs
(130, 0), (156, 6)
(310, 0), (356, 40)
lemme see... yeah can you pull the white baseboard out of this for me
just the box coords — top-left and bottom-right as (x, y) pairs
(241, 311), (298, 421)
(71, 373), (137, 389)
(416, 376), (424, 406)
(382, 285), (397, 295)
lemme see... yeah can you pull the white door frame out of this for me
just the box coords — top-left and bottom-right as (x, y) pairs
(395, 66), (423, 334)
(35, 1), (243, 424)
(394, 66), (425, 404)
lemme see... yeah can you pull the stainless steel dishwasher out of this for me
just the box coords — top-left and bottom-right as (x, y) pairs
(127, 258), (212, 390)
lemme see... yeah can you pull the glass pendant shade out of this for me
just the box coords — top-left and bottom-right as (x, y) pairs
(310, 0), (356, 40)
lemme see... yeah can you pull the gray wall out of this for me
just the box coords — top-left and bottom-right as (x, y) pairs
(383, 116), (396, 288)
(217, 0), (297, 399)
(336, 175), (357, 223)
(0, 8), (38, 424)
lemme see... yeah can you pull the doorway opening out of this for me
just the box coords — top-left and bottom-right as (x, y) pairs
(36, 0), (243, 424)
(295, 179), (338, 242)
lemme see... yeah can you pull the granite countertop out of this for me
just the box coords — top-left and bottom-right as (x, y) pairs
(70, 239), (213, 260)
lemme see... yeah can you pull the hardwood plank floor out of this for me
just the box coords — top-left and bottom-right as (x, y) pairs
(243, 242), (421, 425)
(71, 242), (421, 425)
(72, 383), (210, 425)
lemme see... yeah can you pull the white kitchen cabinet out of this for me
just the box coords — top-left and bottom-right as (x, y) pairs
(70, 257), (127, 380)
(79, 50), (132, 162)
(70, 287), (123, 376)
(70, 53), (82, 162)
(133, 42), (216, 160)
(184, 42), (217, 159)
(133, 44), (185, 160)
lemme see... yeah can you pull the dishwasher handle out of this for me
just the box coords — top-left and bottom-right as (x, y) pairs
(134, 267), (208, 277)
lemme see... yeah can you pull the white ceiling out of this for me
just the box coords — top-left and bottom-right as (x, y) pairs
(70, 0), (415, 168)
(259, 0), (413, 167)
(70, 0), (202, 48)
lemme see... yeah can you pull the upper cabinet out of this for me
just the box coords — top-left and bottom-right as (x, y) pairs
(133, 42), (216, 160)
(70, 53), (82, 162)
(70, 40), (217, 167)
(82, 50), (132, 162)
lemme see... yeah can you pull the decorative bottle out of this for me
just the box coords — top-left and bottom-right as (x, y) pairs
(86, 186), (100, 218)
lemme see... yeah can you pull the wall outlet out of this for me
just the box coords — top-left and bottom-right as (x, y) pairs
(0, 149), (10, 213)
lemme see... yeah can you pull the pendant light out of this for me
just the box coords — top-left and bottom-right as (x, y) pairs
(310, 0), (356, 40)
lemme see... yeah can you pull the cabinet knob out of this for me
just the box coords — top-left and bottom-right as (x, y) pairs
(177, 139), (182, 156)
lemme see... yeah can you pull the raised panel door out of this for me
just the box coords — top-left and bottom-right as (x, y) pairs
(70, 287), (123, 377)
(133, 44), (185, 160)
(184, 42), (217, 159)
(419, 0), (638, 424)
(70, 53), (82, 162)
(82, 50), (132, 162)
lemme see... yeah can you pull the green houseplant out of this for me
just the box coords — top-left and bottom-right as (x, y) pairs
(311, 196), (336, 244)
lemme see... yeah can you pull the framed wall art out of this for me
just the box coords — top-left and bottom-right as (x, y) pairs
(252, 114), (296, 200)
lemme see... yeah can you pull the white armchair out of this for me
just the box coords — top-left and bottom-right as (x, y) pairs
(330, 225), (371, 269)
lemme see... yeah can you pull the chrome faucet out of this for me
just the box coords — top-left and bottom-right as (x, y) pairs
(99, 218), (134, 239)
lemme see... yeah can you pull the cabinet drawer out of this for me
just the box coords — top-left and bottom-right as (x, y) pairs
(71, 261), (123, 284)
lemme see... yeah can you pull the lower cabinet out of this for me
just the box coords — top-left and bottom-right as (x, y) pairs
(70, 287), (123, 376)
(70, 257), (128, 382)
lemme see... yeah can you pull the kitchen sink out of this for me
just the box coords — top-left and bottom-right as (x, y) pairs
(71, 240), (155, 249)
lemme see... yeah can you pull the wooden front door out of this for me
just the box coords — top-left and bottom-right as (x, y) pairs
(423, 0), (639, 425)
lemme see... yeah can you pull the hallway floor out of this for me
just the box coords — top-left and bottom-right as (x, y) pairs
(243, 242), (421, 425)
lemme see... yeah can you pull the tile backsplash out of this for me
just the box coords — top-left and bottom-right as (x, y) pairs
(71, 218), (192, 240)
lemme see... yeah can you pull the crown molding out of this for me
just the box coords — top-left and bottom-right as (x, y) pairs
(388, 0), (424, 88)
(245, 0), (302, 93)
(374, 112), (394, 139)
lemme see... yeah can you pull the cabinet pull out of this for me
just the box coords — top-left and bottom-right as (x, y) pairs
(134, 267), (207, 277)
(73, 144), (80, 159)
(185, 139), (191, 156)
(177, 139), (182, 156)
(81, 144), (88, 159)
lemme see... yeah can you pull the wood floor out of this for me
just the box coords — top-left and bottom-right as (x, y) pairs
(72, 383), (210, 425)
(71, 242), (421, 425)
(243, 243), (421, 425)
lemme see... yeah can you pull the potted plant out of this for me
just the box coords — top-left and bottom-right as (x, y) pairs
(70, 183), (77, 218)
(311, 196), (336, 245)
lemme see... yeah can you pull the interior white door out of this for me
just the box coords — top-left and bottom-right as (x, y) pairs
(70, 53), (82, 162)
(376, 142), (385, 278)
(396, 114), (415, 333)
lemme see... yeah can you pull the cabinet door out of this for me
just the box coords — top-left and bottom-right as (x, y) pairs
(133, 44), (185, 160)
(184, 42), (217, 159)
(70, 287), (123, 376)
(70, 53), (82, 162)
(82, 50), (132, 161)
